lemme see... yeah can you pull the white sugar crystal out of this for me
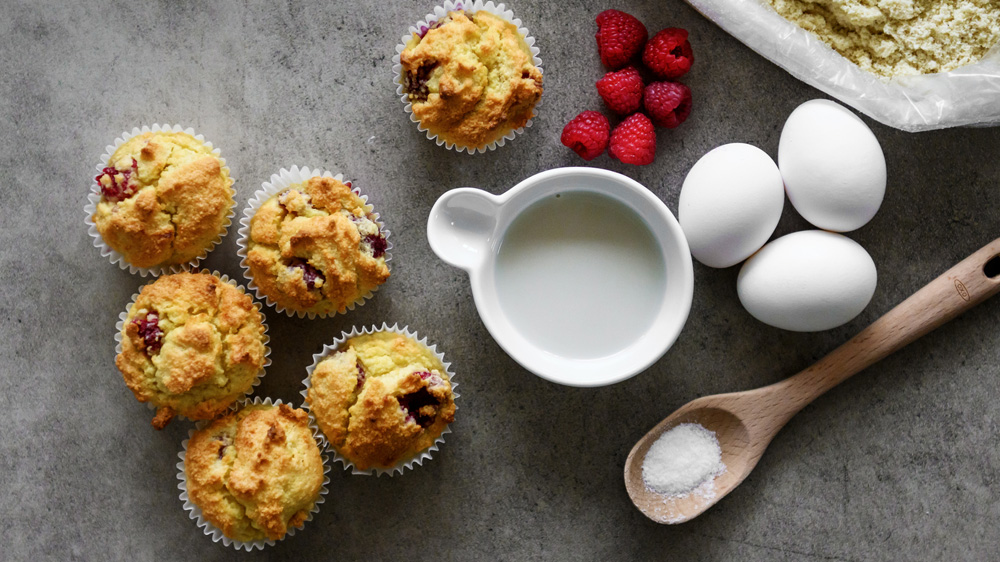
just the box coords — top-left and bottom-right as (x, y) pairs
(642, 423), (725, 497)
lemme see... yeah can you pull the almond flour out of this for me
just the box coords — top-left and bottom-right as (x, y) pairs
(764, 0), (1000, 77)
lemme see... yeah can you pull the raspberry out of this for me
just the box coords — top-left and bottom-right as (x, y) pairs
(96, 157), (139, 202)
(595, 10), (648, 69)
(398, 387), (439, 428)
(609, 113), (656, 165)
(403, 62), (438, 102)
(561, 111), (611, 161)
(355, 360), (366, 390)
(419, 370), (445, 386)
(132, 311), (163, 354)
(288, 258), (325, 290)
(363, 233), (388, 258)
(643, 28), (694, 79)
(596, 66), (644, 115)
(644, 81), (693, 128)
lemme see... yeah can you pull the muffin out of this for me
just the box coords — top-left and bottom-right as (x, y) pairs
(91, 130), (234, 269)
(244, 175), (390, 316)
(399, 8), (543, 151)
(306, 330), (456, 471)
(184, 402), (325, 543)
(116, 271), (267, 429)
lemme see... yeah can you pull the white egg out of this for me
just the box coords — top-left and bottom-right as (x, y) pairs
(679, 143), (784, 268)
(779, 99), (886, 232)
(737, 230), (877, 332)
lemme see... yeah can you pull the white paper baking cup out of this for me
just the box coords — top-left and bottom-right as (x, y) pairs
(300, 322), (459, 476)
(176, 396), (331, 551)
(114, 270), (270, 425)
(84, 124), (236, 277)
(393, 0), (544, 154)
(236, 165), (393, 319)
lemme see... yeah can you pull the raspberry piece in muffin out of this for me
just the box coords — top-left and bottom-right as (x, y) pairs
(131, 310), (164, 353)
(90, 131), (234, 269)
(96, 157), (139, 202)
(398, 373), (447, 427)
(306, 331), (455, 471)
(287, 258), (325, 290)
(116, 272), (267, 429)
(245, 176), (390, 316)
(362, 233), (388, 259)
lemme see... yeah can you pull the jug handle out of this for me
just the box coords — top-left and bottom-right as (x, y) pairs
(426, 188), (500, 272)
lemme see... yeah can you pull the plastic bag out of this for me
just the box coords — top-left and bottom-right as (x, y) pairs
(684, 0), (1000, 132)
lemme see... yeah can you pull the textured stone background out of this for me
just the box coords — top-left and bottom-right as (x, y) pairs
(2, 0), (999, 560)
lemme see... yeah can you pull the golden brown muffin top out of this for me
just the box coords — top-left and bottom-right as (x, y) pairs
(115, 271), (267, 429)
(400, 10), (543, 150)
(245, 176), (390, 315)
(92, 131), (234, 268)
(307, 331), (455, 470)
(185, 403), (325, 542)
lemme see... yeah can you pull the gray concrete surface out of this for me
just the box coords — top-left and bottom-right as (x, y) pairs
(2, 1), (999, 560)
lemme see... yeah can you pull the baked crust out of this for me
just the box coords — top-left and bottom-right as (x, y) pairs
(185, 403), (324, 542)
(92, 131), (234, 268)
(245, 176), (390, 315)
(115, 272), (267, 428)
(399, 10), (543, 150)
(307, 332), (455, 470)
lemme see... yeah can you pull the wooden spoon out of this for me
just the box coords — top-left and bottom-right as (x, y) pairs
(625, 237), (1000, 524)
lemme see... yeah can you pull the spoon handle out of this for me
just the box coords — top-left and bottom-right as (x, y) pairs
(768, 237), (1000, 421)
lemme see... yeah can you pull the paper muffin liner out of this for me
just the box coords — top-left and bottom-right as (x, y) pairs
(300, 322), (459, 476)
(176, 396), (331, 551)
(393, 0), (544, 154)
(84, 124), (237, 277)
(114, 270), (270, 424)
(236, 165), (393, 320)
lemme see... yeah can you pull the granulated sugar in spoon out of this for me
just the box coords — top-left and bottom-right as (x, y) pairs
(625, 237), (1000, 524)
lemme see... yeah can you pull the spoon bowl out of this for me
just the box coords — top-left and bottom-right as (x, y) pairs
(625, 238), (1000, 524)
(625, 403), (750, 523)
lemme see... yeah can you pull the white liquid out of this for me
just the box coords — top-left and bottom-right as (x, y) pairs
(495, 192), (666, 359)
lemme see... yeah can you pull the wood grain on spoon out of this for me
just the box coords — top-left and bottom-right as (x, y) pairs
(625, 237), (1000, 524)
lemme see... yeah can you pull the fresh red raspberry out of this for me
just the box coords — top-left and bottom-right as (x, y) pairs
(643, 28), (694, 79)
(596, 66), (644, 116)
(561, 111), (611, 161)
(609, 113), (656, 165)
(595, 10), (648, 69)
(644, 81), (693, 128)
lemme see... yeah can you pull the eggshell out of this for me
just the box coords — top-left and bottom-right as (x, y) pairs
(779, 99), (886, 232)
(737, 230), (877, 332)
(679, 143), (785, 268)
